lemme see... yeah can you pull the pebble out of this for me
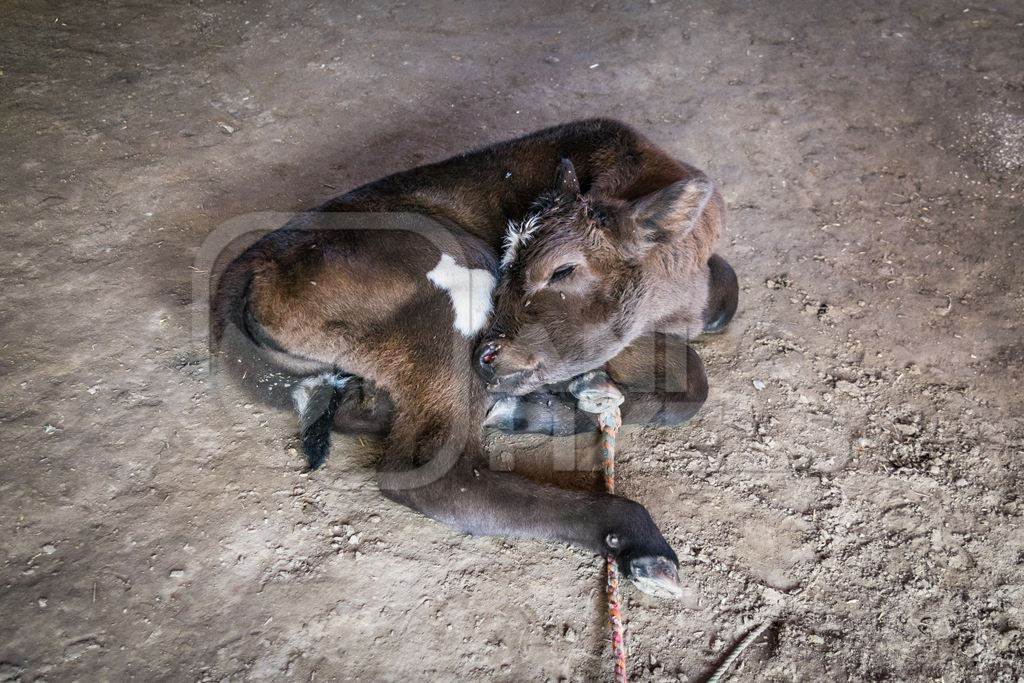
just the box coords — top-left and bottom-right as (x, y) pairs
(835, 380), (861, 396)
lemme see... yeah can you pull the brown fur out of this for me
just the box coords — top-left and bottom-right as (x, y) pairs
(475, 154), (724, 395)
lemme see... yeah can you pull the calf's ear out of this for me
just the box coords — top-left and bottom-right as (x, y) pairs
(630, 177), (716, 240)
(554, 158), (580, 198)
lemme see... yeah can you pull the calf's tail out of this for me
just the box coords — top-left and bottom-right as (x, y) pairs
(210, 256), (347, 470)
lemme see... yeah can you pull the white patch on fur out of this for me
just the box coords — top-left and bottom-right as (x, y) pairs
(291, 373), (349, 416)
(426, 253), (495, 336)
(500, 214), (542, 269)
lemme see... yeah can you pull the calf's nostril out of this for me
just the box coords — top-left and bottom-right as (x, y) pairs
(475, 342), (501, 382)
(479, 342), (500, 365)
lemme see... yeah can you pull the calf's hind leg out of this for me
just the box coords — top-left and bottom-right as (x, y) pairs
(610, 334), (709, 427)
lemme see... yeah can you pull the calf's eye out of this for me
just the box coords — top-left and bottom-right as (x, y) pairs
(549, 264), (576, 284)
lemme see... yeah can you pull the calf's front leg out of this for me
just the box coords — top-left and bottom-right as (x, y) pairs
(378, 405), (682, 598)
(484, 333), (708, 435)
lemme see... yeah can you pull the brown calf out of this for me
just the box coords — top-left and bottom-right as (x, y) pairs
(210, 119), (737, 597)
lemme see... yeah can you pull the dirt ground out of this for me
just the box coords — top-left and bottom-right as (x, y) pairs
(2, 0), (1023, 680)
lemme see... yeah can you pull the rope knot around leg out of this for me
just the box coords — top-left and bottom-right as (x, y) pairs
(568, 370), (624, 430)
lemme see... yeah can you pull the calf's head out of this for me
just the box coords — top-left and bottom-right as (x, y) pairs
(475, 158), (719, 394)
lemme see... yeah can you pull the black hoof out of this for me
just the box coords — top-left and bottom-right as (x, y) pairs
(483, 394), (596, 436)
(702, 307), (733, 335)
(482, 396), (529, 432)
(626, 555), (684, 599)
(702, 253), (738, 335)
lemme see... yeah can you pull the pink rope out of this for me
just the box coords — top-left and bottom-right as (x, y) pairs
(600, 414), (628, 683)
(570, 373), (629, 682)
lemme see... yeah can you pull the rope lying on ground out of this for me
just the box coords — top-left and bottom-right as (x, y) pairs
(706, 620), (774, 683)
(571, 372), (773, 683)
(570, 373), (628, 683)
(597, 405), (627, 683)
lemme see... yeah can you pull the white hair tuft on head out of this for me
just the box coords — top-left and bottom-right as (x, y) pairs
(500, 214), (542, 269)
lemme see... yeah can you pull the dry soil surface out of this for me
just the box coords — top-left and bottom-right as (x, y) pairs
(1, 1), (1023, 681)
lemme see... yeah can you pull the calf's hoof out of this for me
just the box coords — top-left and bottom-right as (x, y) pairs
(703, 307), (733, 335)
(607, 500), (684, 599)
(702, 253), (739, 335)
(625, 555), (684, 599)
